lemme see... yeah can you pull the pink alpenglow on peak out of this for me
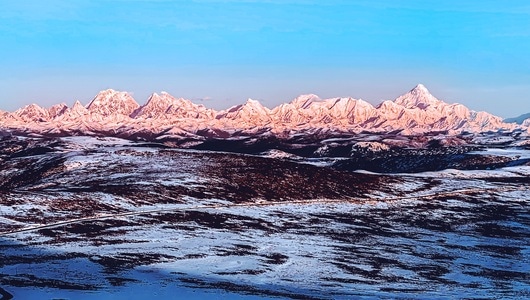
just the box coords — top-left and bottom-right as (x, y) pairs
(134, 92), (215, 120)
(86, 89), (140, 117)
(394, 84), (443, 109)
(0, 85), (523, 138)
(132, 92), (181, 119)
(289, 94), (321, 109)
(48, 103), (68, 119)
(13, 104), (50, 122)
(57, 101), (90, 122)
(216, 99), (272, 126)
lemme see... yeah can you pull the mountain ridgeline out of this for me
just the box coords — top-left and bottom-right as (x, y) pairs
(0, 85), (528, 146)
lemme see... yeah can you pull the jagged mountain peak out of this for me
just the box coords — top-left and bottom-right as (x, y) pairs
(323, 97), (371, 113)
(22, 103), (44, 109)
(133, 92), (216, 120)
(87, 89), (130, 103)
(147, 91), (176, 100)
(72, 100), (85, 110)
(15, 103), (47, 114)
(100, 88), (118, 94)
(377, 99), (403, 110)
(215, 98), (271, 124)
(148, 92), (160, 98)
(48, 103), (68, 119)
(290, 94), (321, 109)
(244, 98), (269, 110)
(394, 84), (443, 109)
(86, 89), (139, 117)
(87, 88), (122, 104)
(224, 98), (268, 113)
(146, 92), (169, 103)
(133, 92), (180, 118)
(246, 98), (260, 104)
(14, 103), (50, 122)
(413, 83), (429, 93)
(49, 102), (68, 108)
(66, 100), (89, 117)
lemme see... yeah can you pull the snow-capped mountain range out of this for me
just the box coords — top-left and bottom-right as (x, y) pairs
(0, 84), (527, 140)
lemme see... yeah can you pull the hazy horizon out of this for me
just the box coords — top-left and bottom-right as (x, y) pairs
(1, 0), (530, 118)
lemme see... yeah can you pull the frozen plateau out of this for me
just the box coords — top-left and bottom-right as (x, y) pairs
(0, 85), (529, 299)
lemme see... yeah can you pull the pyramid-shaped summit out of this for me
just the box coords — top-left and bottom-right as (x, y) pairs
(394, 84), (443, 109)
(132, 92), (179, 118)
(14, 104), (50, 122)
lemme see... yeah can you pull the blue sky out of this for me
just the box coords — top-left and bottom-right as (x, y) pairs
(1, 0), (529, 117)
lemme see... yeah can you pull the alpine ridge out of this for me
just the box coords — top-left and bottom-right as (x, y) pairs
(0, 84), (526, 142)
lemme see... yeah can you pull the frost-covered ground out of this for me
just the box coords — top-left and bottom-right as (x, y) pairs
(0, 136), (529, 299)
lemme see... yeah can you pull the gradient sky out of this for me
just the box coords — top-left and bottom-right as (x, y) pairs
(1, 0), (530, 117)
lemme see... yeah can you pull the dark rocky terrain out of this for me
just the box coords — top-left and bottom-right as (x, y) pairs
(0, 136), (529, 299)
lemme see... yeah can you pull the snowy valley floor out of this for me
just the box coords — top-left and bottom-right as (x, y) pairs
(0, 136), (529, 299)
